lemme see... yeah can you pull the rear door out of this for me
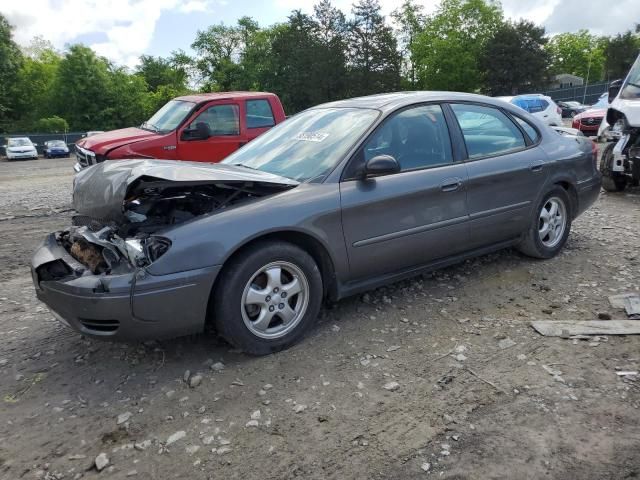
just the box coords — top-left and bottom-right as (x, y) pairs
(177, 101), (247, 162)
(340, 104), (469, 280)
(448, 103), (548, 249)
(245, 98), (277, 142)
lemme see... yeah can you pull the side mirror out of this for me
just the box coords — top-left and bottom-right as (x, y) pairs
(182, 122), (211, 141)
(608, 79), (622, 103)
(364, 154), (400, 178)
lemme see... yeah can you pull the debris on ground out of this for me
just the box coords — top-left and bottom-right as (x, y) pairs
(531, 320), (640, 337)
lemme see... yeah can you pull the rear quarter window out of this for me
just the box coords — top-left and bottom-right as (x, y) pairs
(246, 99), (276, 128)
(512, 116), (540, 143)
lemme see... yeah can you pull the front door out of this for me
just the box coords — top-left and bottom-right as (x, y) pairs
(340, 104), (470, 280)
(177, 101), (246, 162)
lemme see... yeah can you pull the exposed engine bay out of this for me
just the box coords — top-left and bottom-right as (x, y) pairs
(62, 159), (298, 274)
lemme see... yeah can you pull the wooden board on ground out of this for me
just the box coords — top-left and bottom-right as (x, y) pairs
(531, 320), (640, 337)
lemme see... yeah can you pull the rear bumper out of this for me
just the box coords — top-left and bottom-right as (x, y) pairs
(576, 175), (602, 217)
(32, 233), (221, 341)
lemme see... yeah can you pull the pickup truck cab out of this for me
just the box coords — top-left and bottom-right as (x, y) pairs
(74, 92), (286, 171)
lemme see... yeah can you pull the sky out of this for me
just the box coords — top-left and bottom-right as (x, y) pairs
(1, 0), (639, 68)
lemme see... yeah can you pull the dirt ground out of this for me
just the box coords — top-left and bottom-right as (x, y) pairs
(0, 155), (639, 480)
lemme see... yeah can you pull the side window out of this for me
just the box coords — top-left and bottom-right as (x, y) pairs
(539, 99), (549, 110)
(451, 104), (526, 159)
(246, 99), (275, 128)
(362, 104), (453, 172)
(190, 104), (239, 136)
(513, 116), (540, 142)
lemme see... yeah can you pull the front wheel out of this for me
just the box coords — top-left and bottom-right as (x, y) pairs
(212, 241), (323, 355)
(600, 143), (627, 192)
(517, 187), (572, 259)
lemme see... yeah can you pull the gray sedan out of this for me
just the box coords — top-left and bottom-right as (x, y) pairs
(32, 92), (601, 355)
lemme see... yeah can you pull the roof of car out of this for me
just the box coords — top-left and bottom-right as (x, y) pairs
(313, 91), (516, 112)
(174, 91), (277, 103)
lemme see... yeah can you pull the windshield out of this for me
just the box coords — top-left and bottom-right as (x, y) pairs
(621, 55), (640, 100)
(8, 138), (32, 147)
(222, 107), (379, 182)
(143, 100), (196, 133)
(49, 140), (66, 147)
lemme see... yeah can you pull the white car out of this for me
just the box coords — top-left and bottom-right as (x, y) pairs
(4, 137), (38, 161)
(509, 94), (564, 126)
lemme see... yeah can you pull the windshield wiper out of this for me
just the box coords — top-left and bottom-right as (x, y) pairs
(626, 82), (640, 89)
(232, 163), (259, 171)
(140, 121), (160, 133)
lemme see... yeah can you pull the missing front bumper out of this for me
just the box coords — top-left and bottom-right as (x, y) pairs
(32, 233), (221, 341)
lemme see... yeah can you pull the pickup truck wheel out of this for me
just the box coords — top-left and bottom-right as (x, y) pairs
(600, 143), (627, 192)
(517, 187), (572, 259)
(212, 241), (323, 355)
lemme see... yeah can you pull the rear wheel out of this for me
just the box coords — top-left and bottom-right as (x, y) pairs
(600, 143), (627, 192)
(517, 187), (572, 259)
(212, 241), (323, 355)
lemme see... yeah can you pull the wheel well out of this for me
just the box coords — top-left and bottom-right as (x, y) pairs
(209, 231), (338, 315)
(555, 181), (578, 218)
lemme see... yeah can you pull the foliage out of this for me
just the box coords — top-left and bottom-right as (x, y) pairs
(413, 0), (503, 91)
(391, 0), (425, 87)
(34, 116), (68, 133)
(347, 0), (401, 96)
(546, 30), (605, 82)
(0, 15), (23, 129)
(480, 20), (549, 96)
(2, 4), (640, 133)
(603, 31), (640, 81)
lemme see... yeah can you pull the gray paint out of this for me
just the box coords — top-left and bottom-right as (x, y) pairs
(32, 92), (602, 341)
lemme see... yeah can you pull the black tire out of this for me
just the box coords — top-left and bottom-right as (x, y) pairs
(212, 241), (323, 355)
(600, 143), (627, 192)
(517, 187), (572, 259)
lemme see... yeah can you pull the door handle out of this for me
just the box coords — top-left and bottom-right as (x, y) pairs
(530, 162), (544, 173)
(440, 178), (463, 192)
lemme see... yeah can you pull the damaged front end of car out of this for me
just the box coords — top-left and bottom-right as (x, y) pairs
(32, 159), (298, 340)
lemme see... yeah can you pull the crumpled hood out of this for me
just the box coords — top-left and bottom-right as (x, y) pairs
(75, 127), (157, 155)
(73, 159), (299, 222)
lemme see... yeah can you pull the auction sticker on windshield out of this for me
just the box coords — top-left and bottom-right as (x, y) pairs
(294, 132), (329, 142)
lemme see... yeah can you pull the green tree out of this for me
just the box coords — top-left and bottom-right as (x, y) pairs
(348, 0), (401, 96)
(480, 20), (549, 95)
(391, 0), (425, 87)
(603, 30), (640, 81)
(14, 47), (61, 130)
(413, 0), (503, 92)
(103, 66), (149, 129)
(136, 55), (188, 92)
(269, 11), (324, 112)
(191, 20), (244, 90)
(34, 115), (68, 133)
(0, 14), (23, 130)
(50, 45), (112, 131)
(546, 30), (605, 82)
(313, 0), (349, 102)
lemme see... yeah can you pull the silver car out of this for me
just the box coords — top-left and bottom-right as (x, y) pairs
(32, 92), (601, 355)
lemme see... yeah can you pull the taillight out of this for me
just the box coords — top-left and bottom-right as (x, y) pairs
(557, 107), (562, 115)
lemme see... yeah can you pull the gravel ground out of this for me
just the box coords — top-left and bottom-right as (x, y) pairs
(0, 155), (639, 480)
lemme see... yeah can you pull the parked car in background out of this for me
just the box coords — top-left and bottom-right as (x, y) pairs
(571, 108), (606, 136)
(557, 101), (588, 118)
(4, 137), (38, 160)
(510, 94), (563, 126)
(43, 140), (70, 158)
(74, 92), (287, 172)
(591, 92), (609, 109)
(32, 92), (601, 355)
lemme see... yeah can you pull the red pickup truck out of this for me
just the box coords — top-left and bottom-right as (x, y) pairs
(74, 92), (286, 172)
